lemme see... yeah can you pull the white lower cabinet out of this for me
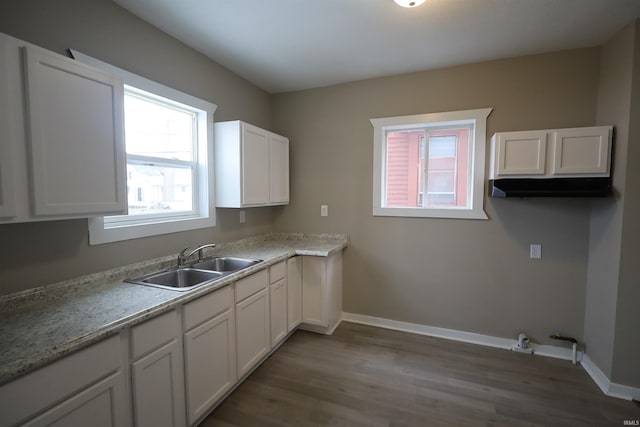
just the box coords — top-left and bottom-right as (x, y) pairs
(183, 287), (236, 425)
(235, 269), (270, 379)
(0, 335), (129, 427)
(130, 310), (186, 427)
(0, 254), (344, 426)
(23, 373), (126, 427)
(301, 252), (343, 334)
(269, 261), (288, 347)
(287, 256), (302, 332)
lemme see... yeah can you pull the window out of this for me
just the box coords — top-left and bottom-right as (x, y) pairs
(115, 89), (197, 219)
(370, 108), (492, 219)
(71, 50), (218, 244)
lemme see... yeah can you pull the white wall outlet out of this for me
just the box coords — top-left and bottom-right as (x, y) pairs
(239, 210), (245, 223)
(530, 244), (541, 259)
(320, 205), (328, 217)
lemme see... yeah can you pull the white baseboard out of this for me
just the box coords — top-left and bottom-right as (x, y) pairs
(342, 312), (513, 349)
(581, 354), (640, 401)
(342, 313), (640, 401)
(341, 312), (580, 361)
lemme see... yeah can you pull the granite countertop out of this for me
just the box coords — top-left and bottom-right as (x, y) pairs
(0, 232), (348, 386)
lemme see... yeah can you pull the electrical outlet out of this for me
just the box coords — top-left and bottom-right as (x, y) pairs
(320, 205), (328, 217)
(239, 210), (245, 223)
(530, 244), (541, 259)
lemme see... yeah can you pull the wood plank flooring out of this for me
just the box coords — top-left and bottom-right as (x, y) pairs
(201, 322), (640, 427)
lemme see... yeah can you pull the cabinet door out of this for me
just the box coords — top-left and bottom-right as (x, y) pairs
(184, 309), (236, 425)
(131, 340), (186, 427)
(494, 131), (547, 176)
(270, 279), (288, 347)
(302, 256), (328, 327)
(23, 372), (128, 427)
(287, 257), (302, 332)
(0, 35), (16, 218)
(236, 288), (270, 378)
(241, 123), (269, 205)
(269, 133), (289, 204)
(22, 46), (126, 217)
(0, 334), (126, 427)
(552, 127), (611, 175)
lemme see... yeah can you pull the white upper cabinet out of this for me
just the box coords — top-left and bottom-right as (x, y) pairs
(551, 127), (611, 175)
(215, 120), (289, 208)
(0, 35), (16, 218)
(490, 126), (612, 179)
(269, 133), (290, 204)
(0, 32), (126, 223)
(491, 130), (548, 177)
(241, 123), (270, 205)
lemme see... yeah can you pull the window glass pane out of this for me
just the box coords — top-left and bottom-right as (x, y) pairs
(426, 134), (457, 206)
(385, 130), (424, 207)
(384, 127), (471, 209)
(126, 163), (193, 215)
(124, 93), (195, 161)
(428, 136), (456, 158)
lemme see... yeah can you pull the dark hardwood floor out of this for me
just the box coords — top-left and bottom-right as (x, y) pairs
(202, 322), (640, 427)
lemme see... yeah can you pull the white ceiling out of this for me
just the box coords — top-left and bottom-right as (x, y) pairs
(113, 0), (640, 94)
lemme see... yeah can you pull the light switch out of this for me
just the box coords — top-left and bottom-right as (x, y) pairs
(320, 205), (328, 217)
(530, 244), (541, 259)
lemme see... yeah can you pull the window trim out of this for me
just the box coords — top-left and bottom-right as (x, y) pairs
(70, 50), (218, 244)
(370, 108), (492, 220)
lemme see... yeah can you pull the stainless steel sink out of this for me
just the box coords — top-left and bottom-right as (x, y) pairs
(127, 268), (223, 291)
(191, 257), (262, 272)
(126, 256), (262, 291)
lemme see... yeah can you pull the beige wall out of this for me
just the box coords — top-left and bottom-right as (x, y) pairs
(585, 19), (640, 389)
(612, 20), (640, 388)
(0, 0), (277, 295)
(614, 21), (640, 386)
(585, 22), (634, 380)
(273, 48), (601, 345)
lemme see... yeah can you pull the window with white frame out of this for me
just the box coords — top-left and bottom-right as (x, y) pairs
(370, 108), (492, 219)
(70, 50), (218, 244)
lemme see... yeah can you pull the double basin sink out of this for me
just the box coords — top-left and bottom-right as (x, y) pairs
(126, 256), (262, 292)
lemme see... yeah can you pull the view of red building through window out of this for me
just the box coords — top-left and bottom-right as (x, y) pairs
(385, 128), (470, 208)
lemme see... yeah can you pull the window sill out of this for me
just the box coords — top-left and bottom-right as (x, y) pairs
(88, 214), (215, 245)
(373, 206), (488, 220)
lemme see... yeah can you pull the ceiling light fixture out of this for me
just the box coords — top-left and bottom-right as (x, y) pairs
(394, 0), (426, 7)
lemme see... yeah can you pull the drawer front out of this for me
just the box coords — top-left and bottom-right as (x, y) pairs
(269, 261), (286, 284)
(235, 269), (268, 303)
(184, 286), (233, 331)
(0, 335), (123, 427)
(131, 310), (180, 360)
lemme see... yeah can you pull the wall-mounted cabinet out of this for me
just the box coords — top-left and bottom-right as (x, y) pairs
(490, 126), (612, 179)
(0, 32), (127, 223)
(214, 120), (289, 208)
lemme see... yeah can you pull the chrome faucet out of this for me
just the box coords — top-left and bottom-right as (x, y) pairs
(178, 243), (216, 268)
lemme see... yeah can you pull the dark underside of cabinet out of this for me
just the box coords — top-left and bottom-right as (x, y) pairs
(202, 322), (639, 427)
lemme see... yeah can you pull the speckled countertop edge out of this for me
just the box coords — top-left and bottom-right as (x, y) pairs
(0, 232), (348, 385)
